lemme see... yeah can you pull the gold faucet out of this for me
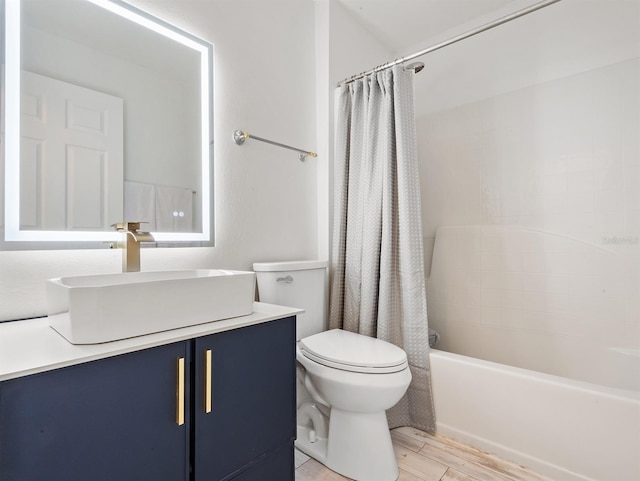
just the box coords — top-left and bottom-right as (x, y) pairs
(112, 222), (155, 272)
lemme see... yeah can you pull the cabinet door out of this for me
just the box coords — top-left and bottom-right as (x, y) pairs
(193, 317), (296, 480)
(0, 341), (190, 481)
(231, 442), (294, 481)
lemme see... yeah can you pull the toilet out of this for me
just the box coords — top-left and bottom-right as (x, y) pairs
(253, 260), (411, 481)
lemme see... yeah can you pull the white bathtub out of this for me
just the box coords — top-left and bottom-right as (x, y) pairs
(430, 349), (640, 481)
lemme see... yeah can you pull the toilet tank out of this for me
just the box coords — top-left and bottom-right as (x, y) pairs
(253, 260), (327, 341)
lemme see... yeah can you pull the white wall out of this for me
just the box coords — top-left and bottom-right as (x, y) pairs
(407, 0), (640, 119)
(314, 0), (394, 261)
(419, 10), (640, 390)
(0, 0), (318, 322)
(420, 58), (640, 242)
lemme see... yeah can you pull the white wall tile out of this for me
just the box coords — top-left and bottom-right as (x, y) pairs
(421, 59), (639, 390)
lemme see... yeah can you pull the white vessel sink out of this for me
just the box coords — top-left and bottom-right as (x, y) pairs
(46, 269), (255, 344)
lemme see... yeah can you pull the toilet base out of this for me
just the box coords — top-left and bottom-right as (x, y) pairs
(295, 425), (329, 462)
(300, 408), (399, 481)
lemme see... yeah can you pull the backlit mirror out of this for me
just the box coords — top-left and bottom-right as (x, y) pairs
(1, 0), (213, 246)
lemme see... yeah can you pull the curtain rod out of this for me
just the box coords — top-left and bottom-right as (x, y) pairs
(233, 130), (317, 162)
(338, 0), (563, 86)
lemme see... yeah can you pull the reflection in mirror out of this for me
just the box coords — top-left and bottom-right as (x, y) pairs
(1, 0), (213, 246)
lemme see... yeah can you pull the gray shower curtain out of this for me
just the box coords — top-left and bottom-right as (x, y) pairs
(329, 65), (435, 432)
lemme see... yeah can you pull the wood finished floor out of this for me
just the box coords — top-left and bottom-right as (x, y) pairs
(295, 427), (555, 481)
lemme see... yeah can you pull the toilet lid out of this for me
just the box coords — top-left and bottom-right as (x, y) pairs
(298, 329), (408, 374)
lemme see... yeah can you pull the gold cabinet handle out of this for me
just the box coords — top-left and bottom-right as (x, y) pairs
(176, 357), (185, 426)
(205, 349), (212, 413)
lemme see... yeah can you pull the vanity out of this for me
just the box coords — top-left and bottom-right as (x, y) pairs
(0, 1), (298, 477)
(0, 303), (300, 481)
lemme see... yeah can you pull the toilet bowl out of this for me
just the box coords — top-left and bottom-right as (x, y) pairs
(297, 329), (411, 481)
(253, 261), (412, 481)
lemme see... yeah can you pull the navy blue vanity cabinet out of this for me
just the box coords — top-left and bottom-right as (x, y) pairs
(0, 341), (191, 481)
(193, 317), (296, 481)
(231, 441), (295, 480)
(0, 316), (296, 481)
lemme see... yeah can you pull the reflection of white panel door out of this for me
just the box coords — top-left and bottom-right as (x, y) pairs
(20, 71), (123, 230)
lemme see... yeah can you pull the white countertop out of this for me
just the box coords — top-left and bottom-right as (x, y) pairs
(0, 302), (302, 381)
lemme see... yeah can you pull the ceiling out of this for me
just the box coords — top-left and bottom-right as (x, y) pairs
(335, 0), (518, 55)
(334, 0), (640, 117)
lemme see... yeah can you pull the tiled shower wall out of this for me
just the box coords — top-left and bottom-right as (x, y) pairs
(419, 58), (639, 389)
(419, 58), (639, 241)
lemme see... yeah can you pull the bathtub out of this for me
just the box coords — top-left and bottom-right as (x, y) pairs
(430, 349), (640, 481)
(425, 225), (640, 479)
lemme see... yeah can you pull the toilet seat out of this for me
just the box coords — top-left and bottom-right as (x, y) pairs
(299, 329), (408, 374)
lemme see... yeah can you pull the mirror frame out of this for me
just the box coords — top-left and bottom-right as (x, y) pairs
(2, 0), (213, 244)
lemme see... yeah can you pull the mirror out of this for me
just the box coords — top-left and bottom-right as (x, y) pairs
(1, 0), (213, 246)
